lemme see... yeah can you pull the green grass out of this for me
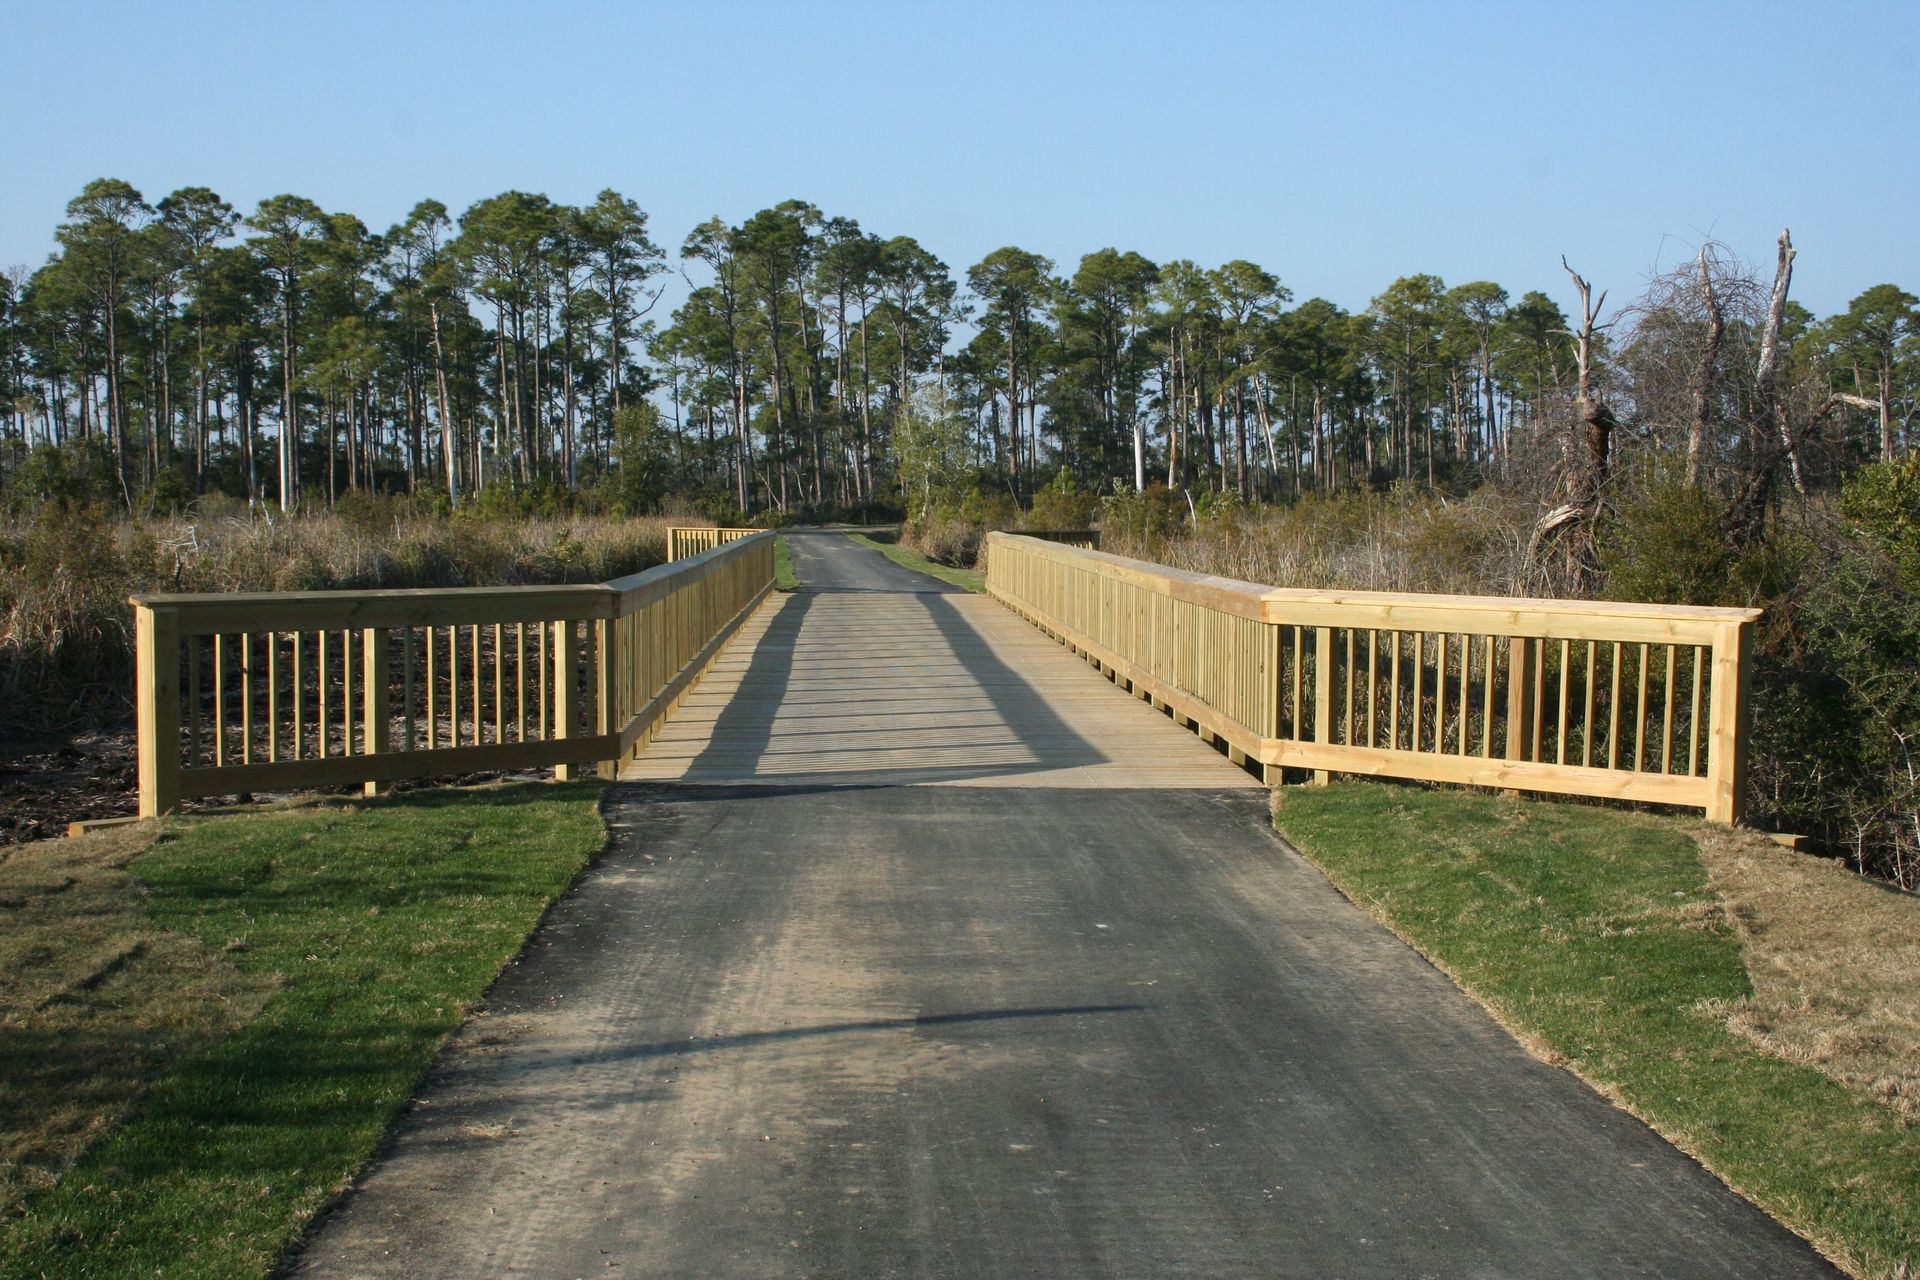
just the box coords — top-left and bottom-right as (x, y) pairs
(0, 780), (607, 1279)
(774, 531), (798, 590)
(845, 531), (985, 592)
(1274, 782), (1919, 1280)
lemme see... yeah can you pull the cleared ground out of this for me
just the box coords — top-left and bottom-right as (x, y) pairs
(288, 534), (1837, 1279)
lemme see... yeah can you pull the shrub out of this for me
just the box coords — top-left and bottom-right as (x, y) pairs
(1598, 471), (1736, 606)
(1024, 468), (1098, 531)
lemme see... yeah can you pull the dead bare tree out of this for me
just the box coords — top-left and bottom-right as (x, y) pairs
(1688, 246), (1726, 487)
(1527, 258), (1614, 593)
(1724, 229), (1802, 546)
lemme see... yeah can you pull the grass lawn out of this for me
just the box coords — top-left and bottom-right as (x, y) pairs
(774, 531), (798, 590)
(0, 780), (607, 1279)
(1274, 782), (1920, 1280)
(845, 530), (984, 592)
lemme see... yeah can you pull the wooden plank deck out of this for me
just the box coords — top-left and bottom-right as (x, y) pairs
(623, 536), (1257, 790)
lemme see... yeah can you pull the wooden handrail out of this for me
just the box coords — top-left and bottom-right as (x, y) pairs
(666, 526), (760, 561)
(131, 532), (775, 816)
(984, 532), (1758, 823)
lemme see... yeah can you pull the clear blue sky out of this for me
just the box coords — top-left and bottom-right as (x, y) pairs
(4, 0), (1914, 320)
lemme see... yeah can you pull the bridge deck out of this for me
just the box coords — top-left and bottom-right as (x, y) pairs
(292, 533), (1834, 1280)
(623, 534), (1257, 789)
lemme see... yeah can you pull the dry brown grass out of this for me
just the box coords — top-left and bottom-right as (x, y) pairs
(1696, 825), (1920, 1119)
(0, 823), (275, 1211)
(1102, 487), (1548, 597)
(0, 511), (675, 731)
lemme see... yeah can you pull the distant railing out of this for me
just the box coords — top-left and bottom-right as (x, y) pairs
(131, 532), (775, 816)
(1017, 529), (1100, 550)
(985, 533), (1759, 822)
(666, 526), (761, 561)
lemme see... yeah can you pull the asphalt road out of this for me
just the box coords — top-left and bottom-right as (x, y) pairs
(289, 534), (1836, 1279)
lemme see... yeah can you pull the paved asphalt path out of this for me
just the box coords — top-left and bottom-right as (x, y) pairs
(289, 534), (1837, 1279)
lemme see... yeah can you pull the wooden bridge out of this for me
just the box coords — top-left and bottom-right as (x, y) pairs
(120, 531), (1831, 1279)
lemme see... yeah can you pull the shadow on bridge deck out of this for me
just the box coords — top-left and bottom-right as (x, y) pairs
(628, 531), (1255, 789)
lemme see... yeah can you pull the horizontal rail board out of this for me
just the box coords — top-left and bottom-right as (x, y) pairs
(131, 585), (615, 635)
(994, 534), (1760, 644)
(177, 734), (621, 799)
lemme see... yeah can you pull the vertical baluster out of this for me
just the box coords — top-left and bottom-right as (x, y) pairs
(1451, 637), (1466, 756)
(426, 626), (439, 751)
(317, 630), (330, 759)
(456, 621), (468, 744)
(1662, 645), (1677, 774)
(1344, 630), (1355, 746)
(403, 628), (416, 752)
(494, 622), (505, 744)
(293, 632), (305, 759)
(1690, 645), (1705, 776)
(1290, 626), (1304, 739)
(1531, 639), (1547, 762)
(341, 630), (354, 757)
(187, 640), (202, 769)
(1388, 631), (1402, 750)
(1480, 635), (1495, 757)
(540, 623), (551, 739)
(213, 634), (227, 768)
(1582, 641), (1597, 767)
(470, 624), (482, 746)
(1412, 632), (1424, 753)
(516, 623), (527, 743)
(240, 633), (253, 765)
(1634, 642), (1650, 773)
(1434, 633), (1448, 755)
(266, 633), (279, 764)
(1363, 631), (1378, 749)
(361, 627), (388, 796)
(1607, 641), (1623, 770)
(1556, 639), (1571, 765)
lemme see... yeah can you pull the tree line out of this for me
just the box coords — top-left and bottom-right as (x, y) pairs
(0, 179), (1913, 521)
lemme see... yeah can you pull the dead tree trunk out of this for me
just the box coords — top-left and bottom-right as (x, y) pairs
(1725, 230), (1802, 547)
(1528, 259), (1613, 593)
(1688, 246), (1725, 487)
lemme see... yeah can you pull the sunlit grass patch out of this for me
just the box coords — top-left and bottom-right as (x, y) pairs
(1274, 782), (1920, 1280)
(845, 531), (984, 592)
(0, 780), (606, 1279)
(774, 531), (799, 590)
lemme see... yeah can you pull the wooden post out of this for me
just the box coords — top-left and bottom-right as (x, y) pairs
(1311, 626), (1334, 785)
(1705, 619), (1753, 825)
(1505, 637), (1534, 763)
(596, 617), (620, 781)
(135, 603), (181, 818)
(552, 619), (577, 781)
(361, 627), (389, 797)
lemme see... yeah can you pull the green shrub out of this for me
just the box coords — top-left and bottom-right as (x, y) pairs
(1598, 471), (1735, 606)
(1024, 468), (1098, 531)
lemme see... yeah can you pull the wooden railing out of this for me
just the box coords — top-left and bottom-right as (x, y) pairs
(131, 532), (775, 816)
(666, 526), (761, 561)
(985, 533), (1760, 822)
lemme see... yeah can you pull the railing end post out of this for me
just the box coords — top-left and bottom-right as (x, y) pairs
(135, 603), (182, 818)
(1705, 619), (1755, 825)
(1505, 636), (1535, 763)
